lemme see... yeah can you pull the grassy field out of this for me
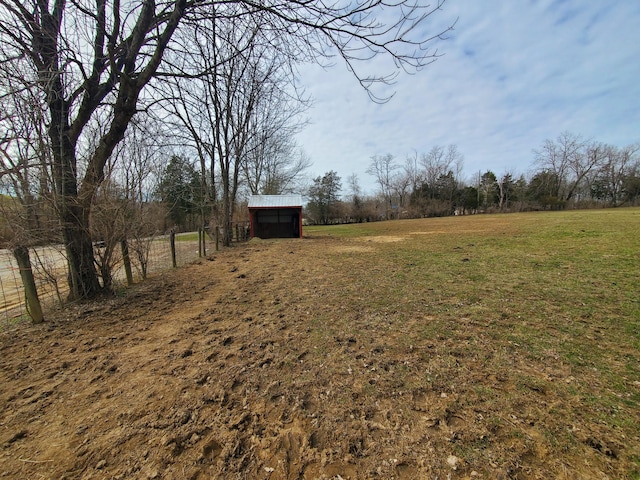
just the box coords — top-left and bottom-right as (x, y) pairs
(1, 207), (638, 479)
(304, 208), (640, 475)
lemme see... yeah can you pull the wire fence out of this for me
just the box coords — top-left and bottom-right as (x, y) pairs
(0, 225), (248, 327)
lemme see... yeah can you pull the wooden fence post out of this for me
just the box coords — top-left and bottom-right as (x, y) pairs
(121, 239), (134, 285)
(202, 228), (206, 256)
(198, 228), (202, 258)
(12, 246), (44, 323)
(170, 230), (177, 268)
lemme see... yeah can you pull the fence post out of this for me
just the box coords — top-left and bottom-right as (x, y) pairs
(121, 238), (134, 286)
(202, 228), (207, 256)
(12, 246), (44, 323)
(170, 230), (177, 268)
(198, 228), (203, 258)
(215, 226), (219, 251)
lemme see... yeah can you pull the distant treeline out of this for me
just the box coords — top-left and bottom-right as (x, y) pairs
(304, 134), (640, 225)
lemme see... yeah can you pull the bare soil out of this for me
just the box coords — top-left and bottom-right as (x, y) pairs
(0, 233), (636, 479)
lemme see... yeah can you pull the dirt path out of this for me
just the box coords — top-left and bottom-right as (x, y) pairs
(0, 235), (632, 479)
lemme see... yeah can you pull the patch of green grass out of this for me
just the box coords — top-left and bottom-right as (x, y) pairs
(310, 208), (640, 464)
(0, 312), (31, 331)
(174, 232), (200, 242)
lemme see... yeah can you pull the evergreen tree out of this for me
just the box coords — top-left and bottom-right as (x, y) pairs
(307, 171), (342, 224)
(156, 156), (203, 230)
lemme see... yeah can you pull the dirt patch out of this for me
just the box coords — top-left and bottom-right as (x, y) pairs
(333, 245), (375, 254)
(0, 233), (636, 479)
(360, 236), (406, 243)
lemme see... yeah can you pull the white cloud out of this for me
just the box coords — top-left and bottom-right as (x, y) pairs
(295, 0), (640, 194)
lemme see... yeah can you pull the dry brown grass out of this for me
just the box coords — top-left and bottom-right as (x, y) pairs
(1, 209), (638, 479)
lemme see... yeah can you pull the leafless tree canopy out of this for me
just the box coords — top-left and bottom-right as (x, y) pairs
(0, 0), (455, 298)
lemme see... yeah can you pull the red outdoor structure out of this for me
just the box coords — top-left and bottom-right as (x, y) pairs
(248, 195), (303, 239)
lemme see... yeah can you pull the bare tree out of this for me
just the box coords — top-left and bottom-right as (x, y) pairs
(0, 0), (192, 298)
(592, 143), (640, 206)
(392, 163), (413, 216)
(239, 60), (311, 195)
(367, 154), (399, 219)
(208, 20), (287, 246)
(1, 0), (454, 298)
(346, 173), (366, 222)
(534, 132), (606, 205)
(0, 69), (55, 322)
(419, 145), (463, 198)
(0, 73), (55, 246)
(404, 152), (422, 194)
(245, 146), (312, 195)
(161, 11), (308, 245)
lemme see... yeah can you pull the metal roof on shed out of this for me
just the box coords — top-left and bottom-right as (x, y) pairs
(248, 195), (303, 208)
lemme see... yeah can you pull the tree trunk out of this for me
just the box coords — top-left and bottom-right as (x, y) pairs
(61, 204), (102, 299)
(121, 239), (134, 286)
(221, 176), (234, 247)
(44, 55), (103, 300)
(12, 246), (44, 324)
(49, 118), (103, 299)
(222, 198), (233, 247)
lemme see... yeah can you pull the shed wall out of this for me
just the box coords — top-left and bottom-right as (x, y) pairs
(250, 207), (302, 239)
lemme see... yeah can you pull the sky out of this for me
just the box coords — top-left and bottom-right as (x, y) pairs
(294, 0), (640, 195)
